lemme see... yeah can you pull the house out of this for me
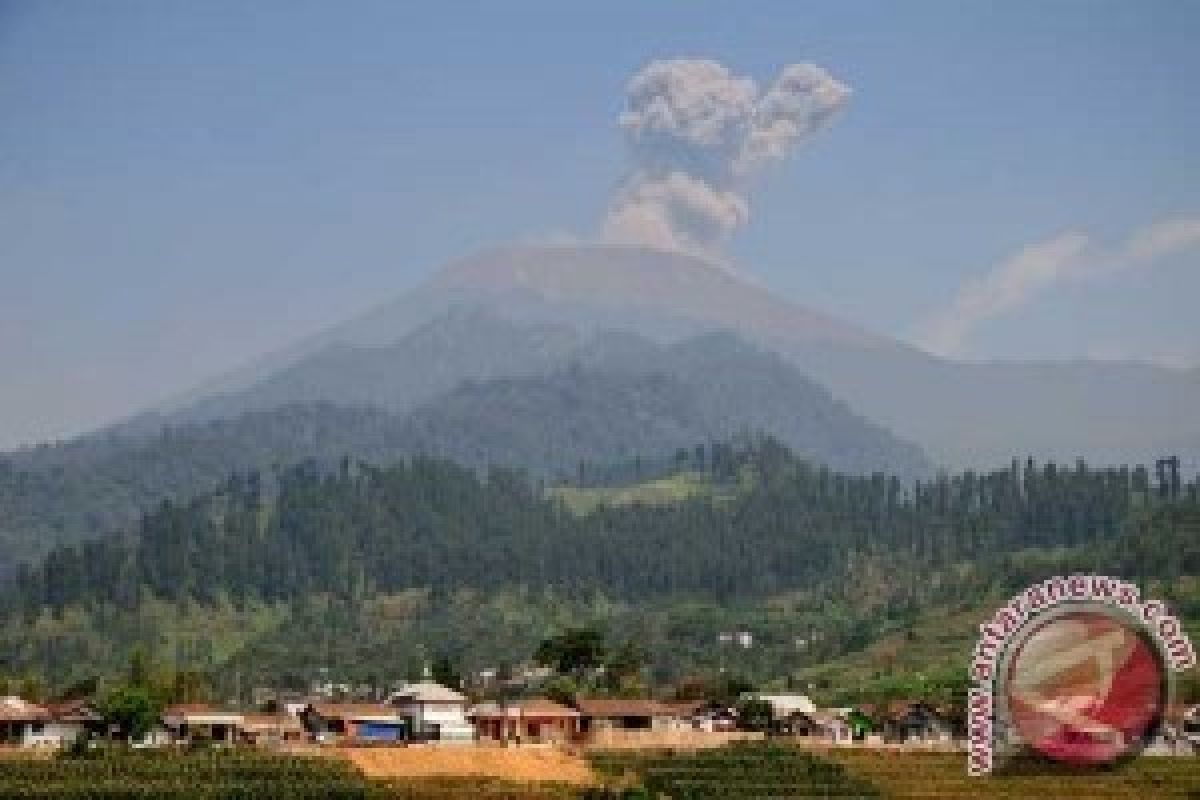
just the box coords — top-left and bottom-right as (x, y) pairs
(389, 682), (473, 743)
(238, 713), (306, 747)
(41, 700), (105, 747)
(774, 710), (820, 736)
(302, 703), (409, 743)
(747, 693), (816, 720)
(1179, 705), (1200, 750)
(470, 698), (580, 744)
(162, 704), (245, 745)
(575, 698), (681, 734)
(0, 696), (51, 748)
(809, 710), (852, 743)
(687, 704), (739, 733)
(884, 701), (953, 743)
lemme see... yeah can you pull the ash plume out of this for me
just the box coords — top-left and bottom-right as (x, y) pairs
(602, 59), (851, 257)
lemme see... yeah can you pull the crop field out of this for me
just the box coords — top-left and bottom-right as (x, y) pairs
(590, 742), (882, 798)
(592, 742), (1200, 799)
(826, 748), (1200, 799)
(0, 745), (1197, 799)
(0, 750), (599, 800)
(0, 749), (385, 799)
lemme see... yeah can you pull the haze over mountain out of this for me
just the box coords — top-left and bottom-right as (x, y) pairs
(159, 243), (1200, 470)
(1, 318), (927, 565)
(4, 241), (1195, 567)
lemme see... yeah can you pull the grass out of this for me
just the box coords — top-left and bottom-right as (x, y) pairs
(549, 472), (736, 516)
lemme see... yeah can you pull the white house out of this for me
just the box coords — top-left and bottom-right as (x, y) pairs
(748, 693), (817, 718)
(36, 700), (104, 748)
(162, 705), (245, 744)
(389, 682), (473, 743)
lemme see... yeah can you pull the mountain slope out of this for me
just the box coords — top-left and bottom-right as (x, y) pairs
(399, 334), (928, 478)
(158, 243), (1199, 470)
(0, 326), (928, 564)
(169, 308), (584, 424)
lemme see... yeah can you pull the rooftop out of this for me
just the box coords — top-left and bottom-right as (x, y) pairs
(0, 696), (49, 722)
(574, 698), (678, 717)
(390, 682), (467, 704)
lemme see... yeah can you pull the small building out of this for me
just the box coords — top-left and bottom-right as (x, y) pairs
(810, 710), (853, 743)
(1180, 705), (1200, 753)
(303, 703), (409, 743)
(748, 693), (817, 719)
(687, 704), (739, 733)
(775, 710), (820, 736)
(575, 698), (680, 734)
(885, 701), (953, 743)
(162, 705), (245, 745)
(389, 682), (473, 743)
(238, 713), (306, 747)
(41, 700), (105, 747)
(0, 696), (51, 748)
(470, 697), (580, 744)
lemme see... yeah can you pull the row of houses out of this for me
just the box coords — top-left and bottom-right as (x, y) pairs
(5, 689), (1198, 752)
(0, 688), (958, 750)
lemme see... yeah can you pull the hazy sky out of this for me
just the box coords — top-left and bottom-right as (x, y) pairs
(2, 1), (1198, 449)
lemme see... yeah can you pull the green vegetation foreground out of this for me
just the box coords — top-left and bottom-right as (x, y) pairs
(4, 437), (1197, 694)
(1, 743), (1198, 799)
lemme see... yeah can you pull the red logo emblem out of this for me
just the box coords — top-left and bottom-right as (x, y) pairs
(1003, 607), (1166, 765)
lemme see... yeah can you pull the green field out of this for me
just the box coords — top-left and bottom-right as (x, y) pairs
(549, 471), (731, 515)
(826, 748), (1200, 799)
(591, 743), (1200, 799)
(1, 745), (1198, 799)
(590, 742), (882, 798)
(0, 750), (381, 799)
(0, 751), (590, 800)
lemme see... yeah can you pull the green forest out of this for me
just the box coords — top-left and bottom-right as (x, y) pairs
(0, 329), (930, 566)
(2, 436), (1197, 706)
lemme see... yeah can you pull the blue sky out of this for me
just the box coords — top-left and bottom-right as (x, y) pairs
(1, 1), (1198, 447)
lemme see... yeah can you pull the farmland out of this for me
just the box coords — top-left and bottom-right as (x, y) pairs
(0, 749), (383, 799)
(826, 748), (1200, 799)
(590, 742), (882, 798)
(0, 744), (1198, 798)
(0, 749), (594, 800)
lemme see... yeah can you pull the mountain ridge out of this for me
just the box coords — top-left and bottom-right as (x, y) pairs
(0, 323), (929, 564)
(136, 243), (1197, 470)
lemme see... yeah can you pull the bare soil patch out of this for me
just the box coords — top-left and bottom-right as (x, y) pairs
(336, 745), (597, 785)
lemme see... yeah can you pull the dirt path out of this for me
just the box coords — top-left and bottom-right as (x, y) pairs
(337, 746), (597, 785)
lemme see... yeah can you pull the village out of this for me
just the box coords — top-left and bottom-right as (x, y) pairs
(3, 677), (1198, 758)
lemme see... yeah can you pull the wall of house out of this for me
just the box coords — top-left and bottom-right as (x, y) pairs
(24, 722), (83, 748)
(396, 702), (473, 741)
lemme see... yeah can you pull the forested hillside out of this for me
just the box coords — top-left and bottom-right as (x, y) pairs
(3, 438), (1196, 695)
(0, 330), (928, 564)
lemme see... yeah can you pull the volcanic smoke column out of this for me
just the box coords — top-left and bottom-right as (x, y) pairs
(603, 59), (851, 258)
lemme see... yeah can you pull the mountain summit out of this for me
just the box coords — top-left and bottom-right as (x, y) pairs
(173, 243), (1198, 470)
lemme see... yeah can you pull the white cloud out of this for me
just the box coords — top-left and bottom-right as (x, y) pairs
(916, 216), (1200, 358)
(1118, 217), (1200, 265)
(603, 58), (850, 257)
